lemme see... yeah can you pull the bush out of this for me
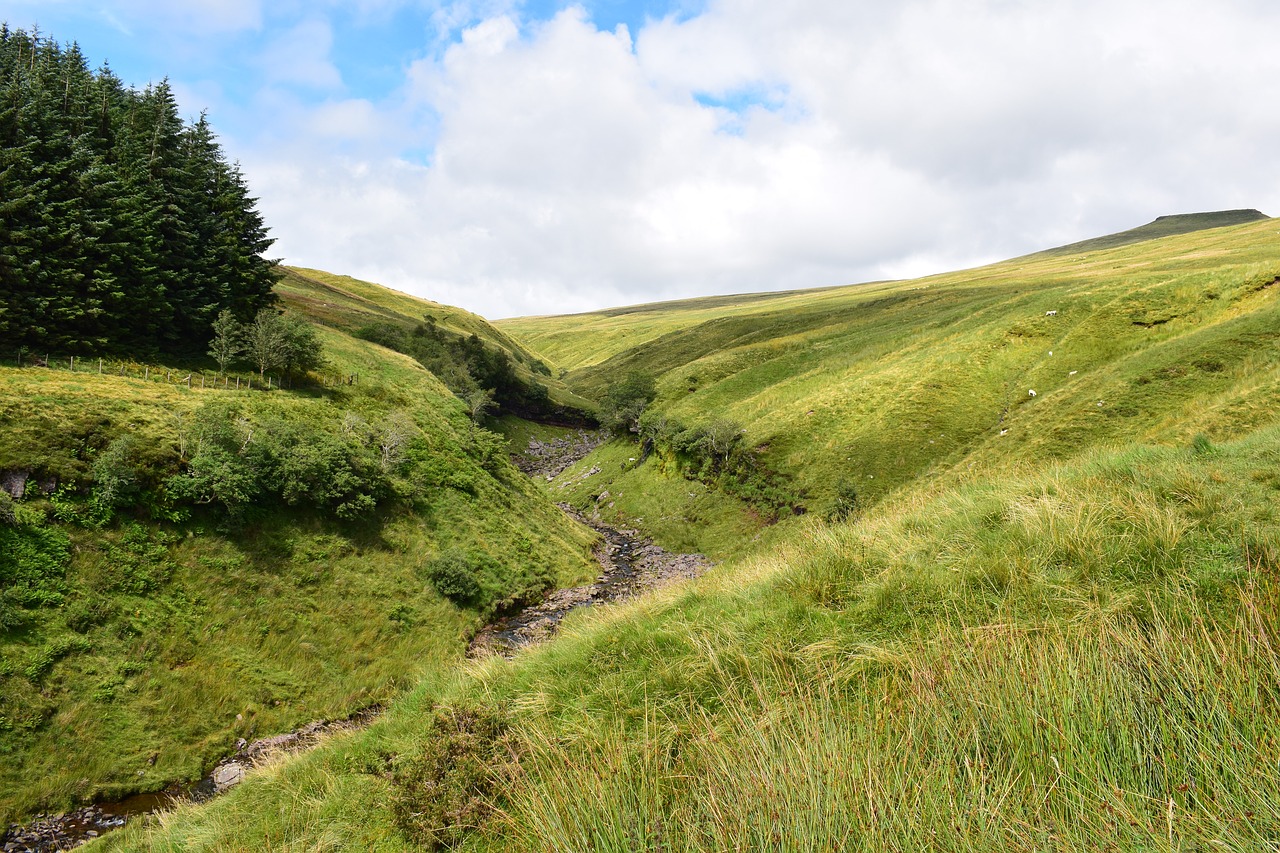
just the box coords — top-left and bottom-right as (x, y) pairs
(90, 435), (141, 516)
(602, 371), (656, 434)
(424, 550), (483, 606)
(825, 480), (861, 522)
(390, 703), (521, 850)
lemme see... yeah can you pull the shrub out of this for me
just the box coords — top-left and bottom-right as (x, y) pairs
(390, 703), (521, 850)
(424, 550), (483, 606)
(602, 371), (656, 434)
(90, 435), (141, 516)
(825, 480), (861, 522)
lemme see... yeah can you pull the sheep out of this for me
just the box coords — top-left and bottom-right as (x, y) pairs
(1046, 310), (1058, 316)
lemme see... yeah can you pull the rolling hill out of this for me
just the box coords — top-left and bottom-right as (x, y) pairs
(41, 212), (1280, 851)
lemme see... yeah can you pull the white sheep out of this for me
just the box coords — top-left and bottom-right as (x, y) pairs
(1028, 389), (1037, 397)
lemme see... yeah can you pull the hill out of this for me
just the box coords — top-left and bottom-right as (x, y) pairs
(89, 214), (1280, 851)
(506, 215), (1280, 551)
(277, 267), (596, 423)
(1027, 208), (1269, 257)
(0, 280), (599, 825)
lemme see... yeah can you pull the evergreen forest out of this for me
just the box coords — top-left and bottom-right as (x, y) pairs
(0, 26), (278, 357)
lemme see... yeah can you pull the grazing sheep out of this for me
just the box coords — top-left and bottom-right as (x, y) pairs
(1028, 389), (1037, 397)
(1046, 310), (1058, 316)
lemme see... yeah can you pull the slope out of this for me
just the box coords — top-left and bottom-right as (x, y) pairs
(277, 267), (596, 421)
(92, 215), (1280, 851)
(1027, 208), (1269, 258)
(0, 288), (598, 825)
(530, 216), (1280, 549)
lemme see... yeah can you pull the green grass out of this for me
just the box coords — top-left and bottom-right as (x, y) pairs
(497, 217), (1280, 549)
(0, 314), (597, 822)
(1027, 208), (1268, 258)
(277, 267), (595, 415)
(96, 422), (1280, 852)
(24, 213), (1280, 850)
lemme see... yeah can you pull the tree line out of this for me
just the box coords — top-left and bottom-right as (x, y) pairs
(0, 26), (278, 357)
(356, 319), (595, 425)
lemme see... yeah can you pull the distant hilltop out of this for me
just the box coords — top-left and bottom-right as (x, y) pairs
(1033, 208), (1269, 258)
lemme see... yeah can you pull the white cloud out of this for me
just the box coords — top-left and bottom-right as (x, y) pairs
(245, 0), (1280, 319)
(258, 18), (343, 90)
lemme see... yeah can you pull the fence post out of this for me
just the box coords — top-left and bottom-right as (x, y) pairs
(145, 366), (149, 380)
(167, 370), (171, 382)
(200, 375), (205, 389)
(98, 358), (102, 374)
(70, 356), (74, 371)
(236, 377), (240, 389)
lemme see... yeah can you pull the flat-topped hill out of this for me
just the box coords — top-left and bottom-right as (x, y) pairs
(1030, 208), (1269, 258)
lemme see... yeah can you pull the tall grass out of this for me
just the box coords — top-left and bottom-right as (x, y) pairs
(499, 579), (1280, 851)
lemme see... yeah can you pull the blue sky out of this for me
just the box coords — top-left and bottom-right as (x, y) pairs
(6, 1), (1280, 318)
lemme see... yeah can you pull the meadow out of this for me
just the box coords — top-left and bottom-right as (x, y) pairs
(81, 215), (1280, 850)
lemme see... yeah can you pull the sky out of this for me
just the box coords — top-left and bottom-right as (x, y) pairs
(8, 1), (1280, 319)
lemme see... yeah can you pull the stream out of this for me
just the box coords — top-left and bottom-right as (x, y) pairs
(2, 431), (710, 852)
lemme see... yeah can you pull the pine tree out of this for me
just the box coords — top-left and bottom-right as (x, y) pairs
(0, 28), (279, 357)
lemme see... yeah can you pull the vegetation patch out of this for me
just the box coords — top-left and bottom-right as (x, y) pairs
(389, 703), (521, 850)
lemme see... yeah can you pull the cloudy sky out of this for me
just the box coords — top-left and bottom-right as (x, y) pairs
(10, 1), (1280, 318)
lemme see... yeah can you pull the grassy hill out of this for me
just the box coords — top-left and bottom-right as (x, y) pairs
(0, 285), (599, 824)
(1027, 208), (1269, 258)
(60, 214), (1280, 850)
(277, 267), (596, 421)
(504, 216), (1280, 550)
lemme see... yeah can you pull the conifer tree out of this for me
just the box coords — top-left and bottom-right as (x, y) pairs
(0, 27), (278, 357)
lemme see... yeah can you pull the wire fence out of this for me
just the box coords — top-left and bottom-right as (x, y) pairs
(0, 352), (359, 392)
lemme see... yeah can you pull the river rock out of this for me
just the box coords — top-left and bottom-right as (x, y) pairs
(212, 762), (245, 791)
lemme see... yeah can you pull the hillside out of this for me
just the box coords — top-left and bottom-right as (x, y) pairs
(277, 267), (596, 423)
(507, 215), (1280, 550)
(1028, 208), (1269, 258)
(497, 208), (1269, 372)
(86, 215), (1280, 851)
(0, 284), (599, 826)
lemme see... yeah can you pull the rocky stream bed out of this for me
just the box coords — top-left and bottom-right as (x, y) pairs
(2, 431), (710, 852)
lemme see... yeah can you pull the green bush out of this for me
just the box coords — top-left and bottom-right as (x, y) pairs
(167, 404), (389, 518)
(602, 371), (656, 434)
(424, 549), (483, 606)
(425, 552), (482, 606)
(90, 435), (141, 517)
(390, 703), (521, 850)
(825, 480), (861, 522)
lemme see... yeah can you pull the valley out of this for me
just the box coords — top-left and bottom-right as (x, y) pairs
(2, 213), (1278, 851)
